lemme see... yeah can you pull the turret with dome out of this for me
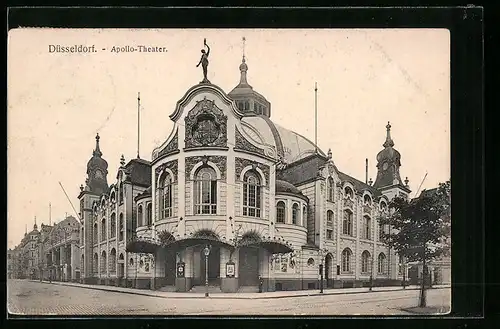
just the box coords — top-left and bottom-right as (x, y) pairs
(85, 133), (109, 195)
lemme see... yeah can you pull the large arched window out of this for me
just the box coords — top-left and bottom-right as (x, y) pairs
(292, 203), (299, 224)
(147, 203), (152, 226)
(363, 215), (371, 240)
(328, 177), (335, 202)
(101, 218), (107, 241)
(361, 251), (371, 273)
(342, 209), (353, 236)
(119, 213), (124, 241)
(243, 171), (261, 217)
(327, 210), (334, 227)
(276, 201), (286, 223)
(341, 248), (352, 273)
(378, 253), (387, 274)
(194, 166), (217, 215)
(137, 205), (143, 227)
(100, 251), (107, 273)
(93, 223), (98, 244)
(110, 213), (116, 238)
(363, 194), (372, 205)
(109, 248), (116, 273)
(344, 186), (354, 199)
(159, 172), (173, 219)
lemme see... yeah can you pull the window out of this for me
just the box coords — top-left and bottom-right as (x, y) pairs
(361, 251), (371, 273)
(378, 253), (387, 274)
(93, 253), (98, 274)
(328, 177), (335, 201)
(93, 223), (98, 244)
(147, 203), (152, 226)
(119, 214), (124, 241)
(276, 201), (286, 223)
(159, 173), (173, 219)
(379, 223), (385, 240)
(243, 171), (261, 217)
(100, 251), (107, 272)
(110, 213), (116, 238)
(138, 205), (143, 227)
(119, 184), (124, 204)
(344, 186), (354, 199)
(327, 210), (334, 227)
(101, 218), (107, 241)
(303, 206), (308, 227)
(380, 201), (387, 212)
(194, 166), (217, 215)
(341, 248), (352, 273)
(363, 194), (372, 205)
(292, 203), (299, 224)
(109, 248), (116, 273)
(326, 229), (333, 240)
(342, 209), (353, 236)
(129, 258), (134, 266)
(363, 216), (371, 240)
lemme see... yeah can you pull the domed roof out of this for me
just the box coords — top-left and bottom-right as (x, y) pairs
(375, 122), (401, 166)
(86, 134), (108, 173)
(275, 179), (305, 197)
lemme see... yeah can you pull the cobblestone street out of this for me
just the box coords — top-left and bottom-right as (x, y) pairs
(7, 279), (451, 316)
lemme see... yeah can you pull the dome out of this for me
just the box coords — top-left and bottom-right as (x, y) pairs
(86, 134), (108, 173)
(275, 180), (304, 196)
(376, 147), (401, 165)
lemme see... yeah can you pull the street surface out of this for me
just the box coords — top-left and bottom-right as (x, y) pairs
(7, 279), (450, 316)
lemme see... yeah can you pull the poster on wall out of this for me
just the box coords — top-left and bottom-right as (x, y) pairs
(226, 262), (235, 278)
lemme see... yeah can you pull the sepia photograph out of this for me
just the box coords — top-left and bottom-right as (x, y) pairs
(7, 28), (451, 316)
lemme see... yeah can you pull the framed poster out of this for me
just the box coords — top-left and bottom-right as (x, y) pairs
(226, 262), (235, 278)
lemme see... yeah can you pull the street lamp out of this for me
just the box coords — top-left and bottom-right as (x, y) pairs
(203, 245), (211, 298)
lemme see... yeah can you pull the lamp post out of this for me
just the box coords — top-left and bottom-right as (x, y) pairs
(203, 245), (211, 298)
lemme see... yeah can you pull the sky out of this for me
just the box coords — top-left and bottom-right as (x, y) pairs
(7, 28), (450, 249)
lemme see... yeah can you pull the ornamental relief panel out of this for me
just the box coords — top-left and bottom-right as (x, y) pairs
(343, 198), (354, 209)
(184, 97), (228, 149)
(234, 127), (265, 156)
(235, 157), (270, 186)
(155, 159), (178, 182)
(362, 204), (372, 214)
(156, 130), (179, 159)
(185, 155), (227, 182)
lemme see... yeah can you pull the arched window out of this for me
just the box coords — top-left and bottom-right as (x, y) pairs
(344, 186), (354, 199)
(110, 213), (116, 238)
(137, 205), (143, 227)
(109, 248), (116, 273)
(380, 201), (387, 211)
(379, 223), (385, 241)
(364, 194), (372, 205)
(119, 213), (124, 241)
(101, 218), (107, 241)
(147, 203), (152, 226)
(93, 253), (98, 274)
(100, 251), (107, 273)
(292, 203), (299, 224)
(327, 210), (334, 227)
(276, 201), (286, 223)
(342, 209), (353, 236)
(93, 223), (98, 244)
(302, 206), (308, 227)
(378, 253), (387, 274)
(243, 171), (261, 217)
(159, 173), (173, 219)
(119, 184), (124, 204)
(110, 191), (116, 203)
(328, 177), (335, 201)
(341, 248), (352, 273)
(194, 166), (217, 215)
(361, 251), (371, 273)
(129, 258), (134, 266)
(363, 215), (371, 240)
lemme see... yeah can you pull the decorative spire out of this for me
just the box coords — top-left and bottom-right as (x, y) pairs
(120, 154), (125, 167)
(238, 37), (250, 86)
(93, 133), (102, 157)
(383, 121), (395, 148)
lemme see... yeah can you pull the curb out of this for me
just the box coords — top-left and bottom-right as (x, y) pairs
(28, 280), (450, 300)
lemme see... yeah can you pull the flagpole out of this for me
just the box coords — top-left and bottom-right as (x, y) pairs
(137, 92), (141, 159)
(314, 82), (318, 154)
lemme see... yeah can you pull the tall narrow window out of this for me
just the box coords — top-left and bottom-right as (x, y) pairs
(101, 218), (107, 241)
(328, 177), (335, 201)
(194, 166), (217, 215)
(378, 253), (387, 274)
(341, 248), (352, 273)
(147, 203), (152, 226)
(243, 171), (261, 217)
(93, 223), (98, 244)
(292, 203), (299, 224)
(159, 173), (173, 219)
(343, 209), (353, 236)
(119, 184), (124, 204)
(109, 248), (116, 273)
(302, 206), (307, 227)
(137, 205), (143, 227)
(119, 213), (124, 241)
(361, 251), (371, 273)
(100, 251), (107, 272)
(379, 223), (385, 241)
(363, 215), (371, 240)
(93, 253), (98, 274)
(110, 213), (116, 238)
(276, 201), (286, 223)
(327, 210), (334, 227)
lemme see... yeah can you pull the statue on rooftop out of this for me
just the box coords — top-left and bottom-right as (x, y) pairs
(196, 38), (211, 84)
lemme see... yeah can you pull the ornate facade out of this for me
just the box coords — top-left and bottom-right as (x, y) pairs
(77, 54), (415, 292)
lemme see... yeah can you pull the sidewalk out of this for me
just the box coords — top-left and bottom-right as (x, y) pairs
(29, 279), (451, 300)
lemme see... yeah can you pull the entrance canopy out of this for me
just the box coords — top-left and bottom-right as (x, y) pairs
(163, 237), (234, 251)
(126, 238), (160, 254)
(243, 240), (294, 254)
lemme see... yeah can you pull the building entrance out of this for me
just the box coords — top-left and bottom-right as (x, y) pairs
(200, 247), (220, 285)
(165, 250), (176, 285)
(238, 247), (259, 286)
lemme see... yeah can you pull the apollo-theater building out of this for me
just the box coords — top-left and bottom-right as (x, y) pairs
(78, 54), (412, 293)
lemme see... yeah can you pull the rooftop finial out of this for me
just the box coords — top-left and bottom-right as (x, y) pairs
(120, 154), (126, 167)
(242, 36), (246, 62)
(404, 177), (410, 187)
(93, 133), (102, 157)
(383, 121), (395, 148)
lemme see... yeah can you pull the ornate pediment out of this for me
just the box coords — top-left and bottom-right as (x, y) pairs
(235, 157), (270, 186)
(156, 130), (179, 160)
(184, 97), (228, 149)
(234, 127), (265, 156)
